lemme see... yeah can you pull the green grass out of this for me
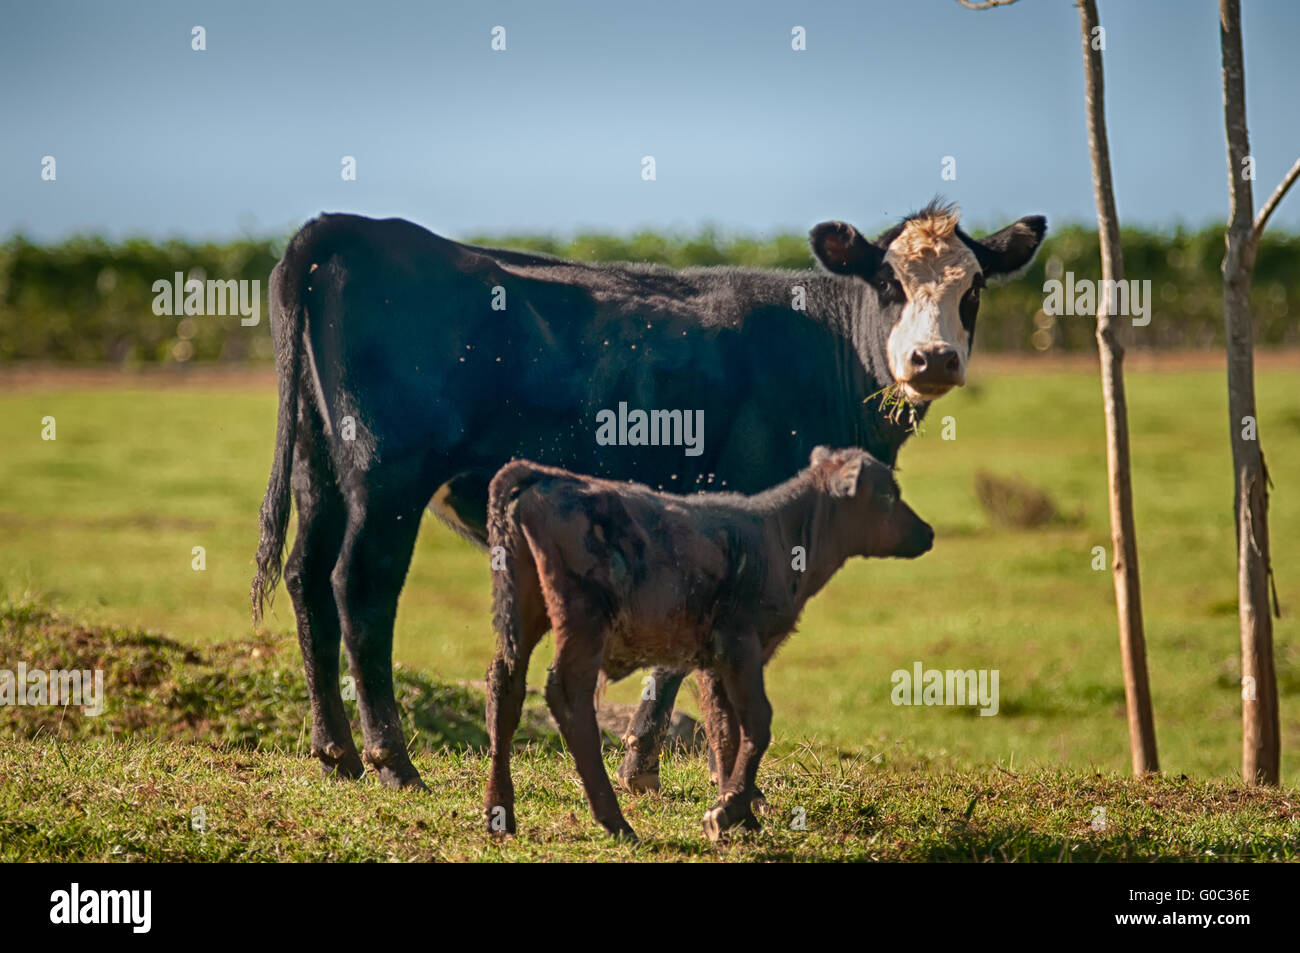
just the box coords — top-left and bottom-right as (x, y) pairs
(4, 737), (1297, 861)
(4, 596), (1298, 861)
(1, 362), (1299, 806)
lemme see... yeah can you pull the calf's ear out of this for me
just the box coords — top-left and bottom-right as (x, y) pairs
(827, 454), (864, 498)
(810, 222), (886, 279)
(961, 215), (1047, 280)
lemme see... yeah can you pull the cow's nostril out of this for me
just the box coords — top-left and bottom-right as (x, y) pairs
(910, 350), (927, 370)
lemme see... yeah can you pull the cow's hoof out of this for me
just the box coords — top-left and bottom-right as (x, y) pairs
(618, 744), (662, 795)
(378, 768), (428, 792)
(618, 769), (660, 795)
(609, 825), (639, 843)
(364, 747), (427, 791)
(751, 795), (771, 817)
(320, 758), (365, 781)
(313, 744), (365, 781)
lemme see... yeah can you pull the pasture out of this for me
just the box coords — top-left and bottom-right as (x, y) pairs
(2, 358), (1299, 860)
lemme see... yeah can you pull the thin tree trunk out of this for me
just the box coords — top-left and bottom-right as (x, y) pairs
(1219, 0), (1279, 786)
(1077, 0), (1159, 776)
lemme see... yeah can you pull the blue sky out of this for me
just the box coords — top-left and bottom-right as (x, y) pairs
(3, 0), (1298, 242)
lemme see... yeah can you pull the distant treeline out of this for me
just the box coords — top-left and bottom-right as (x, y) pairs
(1, 224), (1297, 363)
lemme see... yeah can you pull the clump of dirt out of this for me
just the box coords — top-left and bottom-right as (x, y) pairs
(974, 471), (1078, 529)
(0, 600), (558, 754)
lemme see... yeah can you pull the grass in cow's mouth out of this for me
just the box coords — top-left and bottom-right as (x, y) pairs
(867, 383), (921, 434)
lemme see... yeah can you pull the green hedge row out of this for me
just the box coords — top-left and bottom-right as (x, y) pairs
(1, 224), (1296, 363)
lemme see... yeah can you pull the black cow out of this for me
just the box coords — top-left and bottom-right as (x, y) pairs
(251, 200), (1045, 791)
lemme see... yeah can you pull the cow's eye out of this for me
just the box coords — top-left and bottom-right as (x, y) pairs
(874, 274), (904, 303)
(969, 273), (986, 292)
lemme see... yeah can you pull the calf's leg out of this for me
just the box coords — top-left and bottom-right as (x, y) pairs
(698, 668), (770, 815)
(617, 667), (685, 794)
(702, 637), (772, 841)
(547, 621), (635, 840)
(483, 648), (528, 834)
(483, 552), (551, 835)
(697, 668), (738, 786)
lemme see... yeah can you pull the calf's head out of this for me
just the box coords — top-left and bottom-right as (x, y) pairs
(811, 201), (1046, 404)
(811, 446), (933, 559)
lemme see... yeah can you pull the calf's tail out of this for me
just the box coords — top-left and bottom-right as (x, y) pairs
(250, 251), (309, 623)
(486, 461), (546, 668)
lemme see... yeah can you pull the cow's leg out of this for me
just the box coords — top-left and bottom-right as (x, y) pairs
(483, 554), (551, 835)
(285, 463), (364, 780)
(334, 485), (427, 790)
(702, 636), (771, 841)
(617, 667), (685, 794)
(546, 621), (635, 840)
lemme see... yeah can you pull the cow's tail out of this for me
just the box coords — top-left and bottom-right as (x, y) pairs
(487, 461), (546, 669)
(250, 249), (310, 624)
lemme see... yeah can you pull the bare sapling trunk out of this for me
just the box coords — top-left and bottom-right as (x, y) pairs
(1219, 0), (1293, 786)
(1077, 0), (1159, 775)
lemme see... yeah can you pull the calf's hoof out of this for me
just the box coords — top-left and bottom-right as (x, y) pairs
(484, 804), (516, 836)
(702, 798), (761, 842)
(751, 792), (771, 817)
(607, 824), (639, 843)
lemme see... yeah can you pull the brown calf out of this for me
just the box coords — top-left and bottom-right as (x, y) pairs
(482, 446), (933, 841)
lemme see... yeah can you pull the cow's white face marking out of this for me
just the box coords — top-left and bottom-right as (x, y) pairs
(882, 211), (981, 404)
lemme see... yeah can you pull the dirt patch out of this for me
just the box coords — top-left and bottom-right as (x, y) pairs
(0, 600), (556, 753)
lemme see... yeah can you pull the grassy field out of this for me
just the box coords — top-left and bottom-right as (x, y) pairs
(6, 737), (1299, 861)
(2, 598), (1295, 861)
(0, 359), (1298, 859)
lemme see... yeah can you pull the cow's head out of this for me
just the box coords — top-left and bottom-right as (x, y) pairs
(811, 202), (1046, 404)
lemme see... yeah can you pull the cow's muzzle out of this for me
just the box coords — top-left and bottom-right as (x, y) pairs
(901, 347), (964, 401)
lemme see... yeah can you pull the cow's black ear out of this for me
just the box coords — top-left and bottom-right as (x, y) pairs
(810, 221), (885, 278)
(962, 216), (1047, 280)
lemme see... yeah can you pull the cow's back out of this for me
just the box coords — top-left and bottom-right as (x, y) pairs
(282, 214), (900, 521)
